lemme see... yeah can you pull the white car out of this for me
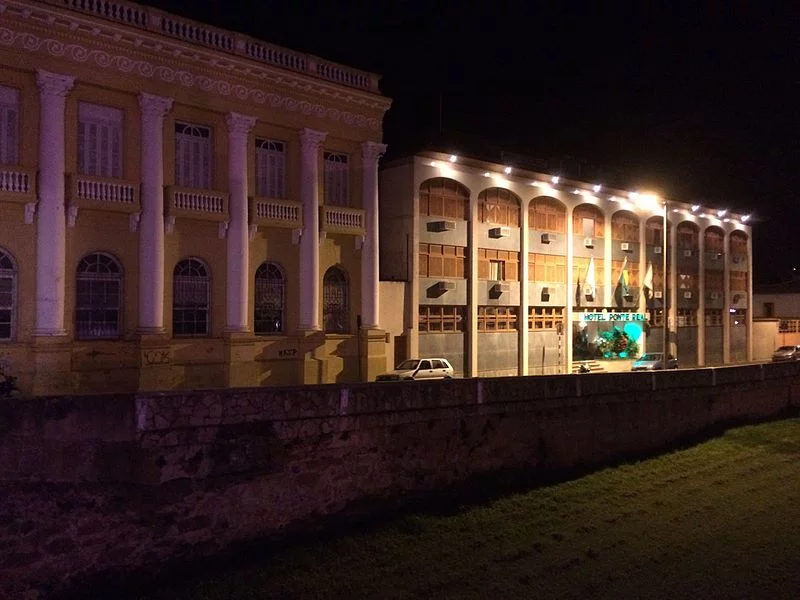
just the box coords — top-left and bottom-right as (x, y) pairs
(375, 358), (455, 381)
(631, 353), (679, 371)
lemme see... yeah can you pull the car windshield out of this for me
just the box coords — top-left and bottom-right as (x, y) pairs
(639, 353), (662, 361)
(776, 346), (795, 352)
(395, 360), (420, 370)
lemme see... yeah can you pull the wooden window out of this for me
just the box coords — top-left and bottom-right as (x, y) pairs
(419, 244), (466, 279)
(528, 306), (564, 330)
(704, 229), (724, 253)
(677, 224), (698, 249)
(254, 262), (285, 334)
(611, 213), (639, 242)
(705, 309), (722, 326)
(255, 139), (286, 199)
(704, 269), (724, 290)
(729, 233), (748, 254)
(572, 257), (605, 285)
(478, 306), (518, 331)
(529, 253), (567, 283)
(478, 249), (519, 281)
(573, 206), (604, 238)
(76, 252), (122, 339)
(419, 178), (469, 220)
(529, 198), (566, 233)
(678, 271), (696, 289)
(419, 305), (465, 333)
(478, 187), (520, 227)
(612, 259), (639, 286)
(646, 219), (669, 246)
(730, 270), (748, 292)
(173, 258), (210, 336)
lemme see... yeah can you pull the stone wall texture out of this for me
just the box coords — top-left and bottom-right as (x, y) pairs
(2, 362), (800, 598)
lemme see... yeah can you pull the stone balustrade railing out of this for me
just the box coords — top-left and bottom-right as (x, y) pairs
(249, 196), (303, 229)
(67, 174), (139, 210)
(47, 0), (380, 92)
(165, 186), (229, 223)
(0, 164), (36, 200)
(320, 205), (365, 235)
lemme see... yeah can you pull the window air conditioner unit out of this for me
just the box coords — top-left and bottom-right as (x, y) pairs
(541, 286), (551, 301)
(492, 282), (511, 294)
(653, 246), (663, 254)
(683, 291), (693, 299)
(710, 291), (720, 300)
(432, 220), (457, 232)
(620, 242), (631, 252)
(583, 237), (594, 248)
(541, 232), (555, 244)
(489, 226), (511, 238)
(683, 249), (693, 258)
(437, 280), (456, 291)
(654, 291), (663, 299)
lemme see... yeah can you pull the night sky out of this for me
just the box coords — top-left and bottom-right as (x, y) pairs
(141, 1), (799, 284)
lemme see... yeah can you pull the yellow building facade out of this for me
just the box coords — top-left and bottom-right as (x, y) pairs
(0, 0), (391, 394)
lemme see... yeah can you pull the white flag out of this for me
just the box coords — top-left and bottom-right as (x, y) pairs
(642, 261), (654, 299)
(584, 257), (596, 298)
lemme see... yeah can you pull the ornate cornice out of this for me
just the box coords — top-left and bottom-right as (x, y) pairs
(0, 15), (386, 131)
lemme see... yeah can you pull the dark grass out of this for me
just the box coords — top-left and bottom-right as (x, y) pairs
(119, 418), (800, 600)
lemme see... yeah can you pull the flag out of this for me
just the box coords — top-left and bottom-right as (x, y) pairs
(583, 257), (595, 299)
(614, 256), (630, 307)
(575, 274), (582, 307)
(642, 261), (654, 300)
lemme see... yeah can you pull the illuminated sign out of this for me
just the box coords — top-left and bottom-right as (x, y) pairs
(580, 312), (646, 322)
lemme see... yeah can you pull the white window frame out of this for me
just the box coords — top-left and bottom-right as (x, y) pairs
(175, 122), (212, 189)
(489, 259), (505, 281)
(75, 252), (123, 340)
(0, 86), (20, 166)
(77, 102), (123, 178)
(255, 138), (287, 199)
(323, 151), (349, 206)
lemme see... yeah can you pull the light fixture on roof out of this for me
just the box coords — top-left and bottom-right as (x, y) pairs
(551, 175), (560, 184)
(448, 154), (457, 163)
(483, 172), (490, 178)
(609, 196), (617, 202)
(504, 166), (512, 174)
(741, 214), (751, 222)
(691, 204), (700, 212)
(593, 184), (602, 193)
(717, 209), (727, 217)
(723, 218), (731, 223)
(571, 189), (580, 195)
(429, 161), (438, 167)
(629, 191), (639, 200)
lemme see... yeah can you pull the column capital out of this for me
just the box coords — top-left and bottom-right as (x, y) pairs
(138, 92), (173, 118)
(226, 112), (257, 136)
(361, 141), (387, 164)
(35, 70), (75, 98)
(299, 127), (327, 153)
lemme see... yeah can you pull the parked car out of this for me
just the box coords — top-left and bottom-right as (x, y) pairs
(375, 358), (454, 381)
(771, 345), (800, 362)
(631, 353), (678, 371)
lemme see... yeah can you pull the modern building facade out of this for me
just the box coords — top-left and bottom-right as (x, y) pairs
(379, 152), (754, 377)
(0, 0), (391, 394)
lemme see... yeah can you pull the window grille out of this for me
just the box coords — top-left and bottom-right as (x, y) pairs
(255, 139), (286, 199)
(254, 262), (284, 334)
(175, 122), (212, 189)
(0, 86), (19, 165)
(323, 266), (348, 333)
(418, 305), (465, 333)
(478, 306), (518, 331)
(323, 151), (348, 206)
(419, 177), (469, 220)
(173, 258), (210, 336)
(528, 306), (564, 330)
(77, 102), (123, 177)
(0, 248), (17, 341)
(75, 252), (122, 339)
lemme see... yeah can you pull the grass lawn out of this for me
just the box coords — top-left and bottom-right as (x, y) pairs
(141, 418), (800, 599)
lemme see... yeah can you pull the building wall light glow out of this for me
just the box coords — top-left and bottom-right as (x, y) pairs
(448, 154), (457, 163)
(504, 166), (512, 174)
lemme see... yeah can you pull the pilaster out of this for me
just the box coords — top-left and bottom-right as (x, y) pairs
(360, 141), (387, 330)
(298, 128), (327, 331)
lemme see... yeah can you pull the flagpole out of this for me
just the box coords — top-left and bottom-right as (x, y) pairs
(662, 199), (668, 358)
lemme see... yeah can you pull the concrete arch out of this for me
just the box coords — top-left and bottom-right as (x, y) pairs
(529, 195), (567, 233)
(419, 177), (471, 221)
(477, 186), (521, 226)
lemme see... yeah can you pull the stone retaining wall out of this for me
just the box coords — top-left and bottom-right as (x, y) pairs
(2, 362), (799, 598)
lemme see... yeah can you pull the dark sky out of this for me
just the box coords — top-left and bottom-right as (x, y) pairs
(142, 1), (799, 284)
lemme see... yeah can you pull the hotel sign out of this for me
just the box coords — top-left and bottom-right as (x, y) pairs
(580, 312), (646, 322)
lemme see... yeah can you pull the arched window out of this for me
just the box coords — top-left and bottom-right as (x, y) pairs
(254, 262), (285, 334)
(76, 252), (122, 339)
(419, 178), (470, 220)
(0, 248), (17, 341)
(478, 187), (520, 227)
(173, 258), (210, 336)
(323, 266), (348, 333)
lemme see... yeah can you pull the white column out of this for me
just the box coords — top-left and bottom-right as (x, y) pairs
(225, 113), (257, 333)
(668, 211), (678, 359)
(722, 232), (731, 363)
(34, 70), (74, 336)
(565, 205), (574, 370)
(697, 230), (706, 366)
(137, 93), (173, 333)
(299, 128), (327, 331)
(518, 201), (529, 375)
(360, 141), (387, 329)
